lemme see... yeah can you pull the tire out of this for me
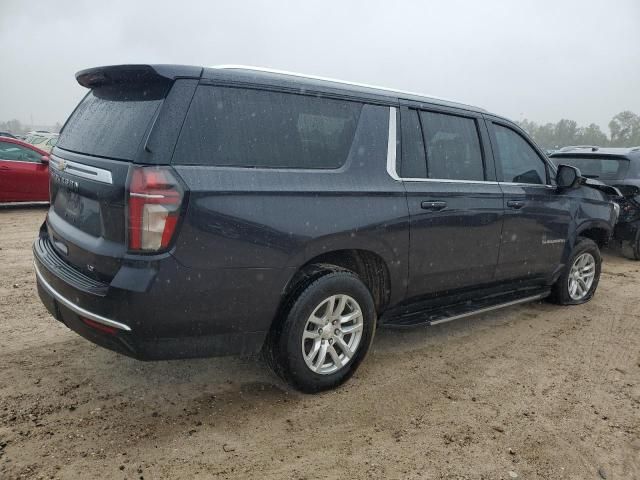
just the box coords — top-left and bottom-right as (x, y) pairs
(550, 237), (601, 305)
(265, 268), (376, 393)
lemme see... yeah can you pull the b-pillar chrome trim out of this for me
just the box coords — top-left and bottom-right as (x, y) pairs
(386, 107), (401, 181)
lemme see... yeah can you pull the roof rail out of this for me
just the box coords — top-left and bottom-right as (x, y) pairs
(210, 64), (485, 111)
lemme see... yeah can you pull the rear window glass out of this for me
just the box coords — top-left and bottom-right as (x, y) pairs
(550, 156), (629, 180)
(57, 83), (167, 161)
(173, 86), (362, 169)
(420, 111), (484, 181)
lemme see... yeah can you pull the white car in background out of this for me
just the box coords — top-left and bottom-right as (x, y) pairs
(24, 132), (59, 153)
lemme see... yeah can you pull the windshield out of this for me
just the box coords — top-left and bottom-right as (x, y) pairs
(550, 155), (629, 180)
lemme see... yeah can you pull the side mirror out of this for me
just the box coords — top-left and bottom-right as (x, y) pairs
(556, 164), (581, 189)
(40, 155), (50, 164)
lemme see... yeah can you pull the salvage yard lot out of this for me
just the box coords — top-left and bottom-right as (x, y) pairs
(0, 207), (638, 479)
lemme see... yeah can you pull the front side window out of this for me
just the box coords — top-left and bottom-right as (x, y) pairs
(420, 111), (484, 181)
(174, 86), (362, 169)
(0, 141), (41, 162)
(493, 124), (547, 184)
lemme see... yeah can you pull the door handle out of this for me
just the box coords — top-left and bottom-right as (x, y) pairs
(0, 165), (9, 170)
(507, 200), (525, 210)
(421, 200), (447, 211)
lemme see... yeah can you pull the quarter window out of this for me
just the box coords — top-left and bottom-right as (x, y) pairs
(420, 111), (484, 181)
(174, 86), (362, 169)
(492, 124), (547, 184)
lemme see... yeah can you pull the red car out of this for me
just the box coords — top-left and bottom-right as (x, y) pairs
(0, 136), (50, 202)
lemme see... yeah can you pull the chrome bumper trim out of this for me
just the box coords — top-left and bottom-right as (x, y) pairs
(34, 261), (132, 332)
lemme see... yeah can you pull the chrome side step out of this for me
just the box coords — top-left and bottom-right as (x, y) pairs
(428, 293), (549, 326)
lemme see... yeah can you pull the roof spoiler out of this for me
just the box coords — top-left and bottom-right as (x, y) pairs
(76, 64), (203, 88)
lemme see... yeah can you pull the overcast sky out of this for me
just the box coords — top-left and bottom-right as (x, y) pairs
(1, 0), (638, 130)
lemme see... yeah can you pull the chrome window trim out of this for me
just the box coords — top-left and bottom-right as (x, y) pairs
(34, 261), (132, 332)
(402, 177), (500, 185)
(385, 107), (557, 188)
(0, 158), (43, 165)
(499, 182), (555, 189)
(386, 107), (401, 181)
(386, 106), (498, 186)
(49, 155), (113, 185)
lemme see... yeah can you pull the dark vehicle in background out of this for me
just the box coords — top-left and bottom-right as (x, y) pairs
(0, 131), (17, 139)
(0, 136), (50, 202)
(550, 146), (640, 260)
(34, 65), (618, 392)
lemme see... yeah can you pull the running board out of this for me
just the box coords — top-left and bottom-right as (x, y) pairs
(382, 290), (550, 328)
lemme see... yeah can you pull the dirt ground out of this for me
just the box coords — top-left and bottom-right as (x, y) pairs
(0, 206), (638, 480)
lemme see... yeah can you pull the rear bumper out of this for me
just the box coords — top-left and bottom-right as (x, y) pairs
(33, 232), (293, 360)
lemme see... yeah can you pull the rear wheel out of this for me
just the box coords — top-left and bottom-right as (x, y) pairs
(265, 269), (376, 393)
(550, 237), (601, 305)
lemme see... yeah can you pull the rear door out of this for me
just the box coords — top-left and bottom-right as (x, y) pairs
(399, 104), (504, 298)
(0, 140), (48, 202)
(486, 118), (570, 281)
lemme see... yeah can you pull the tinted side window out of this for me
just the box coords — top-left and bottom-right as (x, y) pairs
(493, 124), (547, 184)
(420, 111), (484, 181)
(0, 142), (41, 162)
(174, 86), (362, 169)
(400, 108), (427, 178)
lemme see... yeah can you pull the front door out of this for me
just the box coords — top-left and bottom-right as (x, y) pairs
(486, 119), (570, 282)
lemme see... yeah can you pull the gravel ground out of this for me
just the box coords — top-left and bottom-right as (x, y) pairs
(0, 206), (638, 480)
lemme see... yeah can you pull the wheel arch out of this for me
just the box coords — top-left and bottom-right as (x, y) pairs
(576, 220), (612, 249)
(281, 249), (392, 315)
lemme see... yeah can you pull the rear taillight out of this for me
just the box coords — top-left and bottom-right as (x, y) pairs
(127, 166), (183, 252)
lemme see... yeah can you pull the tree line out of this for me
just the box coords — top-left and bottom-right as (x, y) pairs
(517, 111), (640, 151)
(0, 119), (62, 135)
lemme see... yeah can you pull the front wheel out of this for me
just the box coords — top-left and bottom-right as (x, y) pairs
(550, 237), (601, 305)
(265, 269), (376, 393)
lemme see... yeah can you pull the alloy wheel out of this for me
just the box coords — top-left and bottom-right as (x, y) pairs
(568, 252), (596, 301)
(301, 294), (364, 375)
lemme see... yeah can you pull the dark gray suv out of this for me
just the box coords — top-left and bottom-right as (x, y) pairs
(34, 64), (617, 392)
